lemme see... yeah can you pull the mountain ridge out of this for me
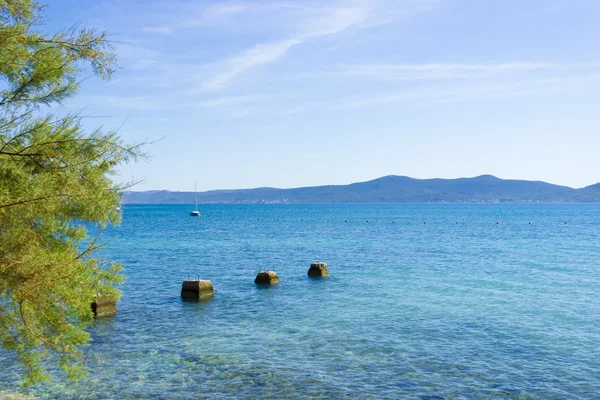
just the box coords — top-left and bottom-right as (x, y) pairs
(122, 175), (600, 204)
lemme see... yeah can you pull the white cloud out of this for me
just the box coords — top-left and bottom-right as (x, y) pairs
(329, 72), (600, 110)
(178, 1), (300, 30)
(341, 61), (600, 80)
(88, 0), (600, 117)
(301, 4), (369, 38)
(343, 62), (555, 80)
(99, 1), (446, 96)
(204, 39), (302, 90)
(201, 0), (403, 90)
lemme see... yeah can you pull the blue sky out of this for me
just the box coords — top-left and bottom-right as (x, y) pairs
(45, 0), (600, 191)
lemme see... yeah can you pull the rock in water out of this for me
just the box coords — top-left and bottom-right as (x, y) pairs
(307, 262), (329, 277)
(91, 295), (117, 317)
(181, 280), (214, 300)
(254, 271), (280, 285)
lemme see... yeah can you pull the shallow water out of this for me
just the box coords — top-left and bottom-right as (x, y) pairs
(2, 204), (600, 399)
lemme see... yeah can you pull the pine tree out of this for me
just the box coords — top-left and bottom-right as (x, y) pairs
(1, 0), (141, 384)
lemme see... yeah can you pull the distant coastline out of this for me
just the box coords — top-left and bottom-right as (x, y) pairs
(122, 175), (600, 204)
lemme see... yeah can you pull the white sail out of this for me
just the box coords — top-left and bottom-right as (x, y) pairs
(190, 181), (201, 216)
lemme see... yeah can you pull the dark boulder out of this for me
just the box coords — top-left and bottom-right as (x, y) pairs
(307, 262), (329, 277)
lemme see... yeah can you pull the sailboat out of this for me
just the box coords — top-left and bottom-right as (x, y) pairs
(190, 182), (201, 217)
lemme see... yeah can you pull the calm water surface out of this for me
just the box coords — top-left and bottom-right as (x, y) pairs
(2, 204), (600, 399)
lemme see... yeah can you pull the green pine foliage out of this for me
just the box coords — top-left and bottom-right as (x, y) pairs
(1, 0), (142, 384)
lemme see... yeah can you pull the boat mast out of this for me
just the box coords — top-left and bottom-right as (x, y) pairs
(195, 181), (198, 211)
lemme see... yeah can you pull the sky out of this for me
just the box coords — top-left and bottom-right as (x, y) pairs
(43, 0), (600, 191)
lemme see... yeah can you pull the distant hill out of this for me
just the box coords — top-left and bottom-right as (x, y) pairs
(122, 175), (600, 204)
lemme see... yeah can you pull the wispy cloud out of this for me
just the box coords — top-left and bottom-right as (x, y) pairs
(204, 39), (302, 90)
(301, 4), (370, 38)
(330, 72), (600, 110)
(341, 61), (600, 80)
(97, 0), (447, 108)
(178, 2), (306, 30)
(276, 63), (600, 114)
(203, 3), (371, 90)
(86, 0), (600, 118)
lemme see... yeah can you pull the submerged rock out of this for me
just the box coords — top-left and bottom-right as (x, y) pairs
(307, 262), (329, 277)
(254, 271), (280, 285)
(181, 280), (214, 300)
(91, 295), (117, 317)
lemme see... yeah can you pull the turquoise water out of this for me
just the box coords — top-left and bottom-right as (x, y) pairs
(2, 204), (600, 399)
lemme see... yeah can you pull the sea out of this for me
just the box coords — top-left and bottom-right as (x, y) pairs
(1, 204), (600, 399)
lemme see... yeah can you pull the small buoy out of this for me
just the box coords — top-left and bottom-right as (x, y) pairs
(345, 219), (348, 222)
(392, 221), (395, 224)
(529, 222), (531, 224)
(277, 218), (280, 221)
(327, 219), (330, 222)
(456, 221), (458, 224)
(564, 221), (567, 224)
(496, 222), (499, 224)
(257, 218), (260, 220)
(424, 221), (426, 224)
(232, 218), (234, 220)
(366, 220), (369, 223)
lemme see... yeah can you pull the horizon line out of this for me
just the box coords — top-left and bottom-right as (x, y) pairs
(123, 174), (599, 193)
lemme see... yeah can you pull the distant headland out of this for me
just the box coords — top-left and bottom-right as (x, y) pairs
(122, 175), (600, 204)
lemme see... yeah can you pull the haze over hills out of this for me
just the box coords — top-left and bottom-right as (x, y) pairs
(122, 175), (600, 204)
